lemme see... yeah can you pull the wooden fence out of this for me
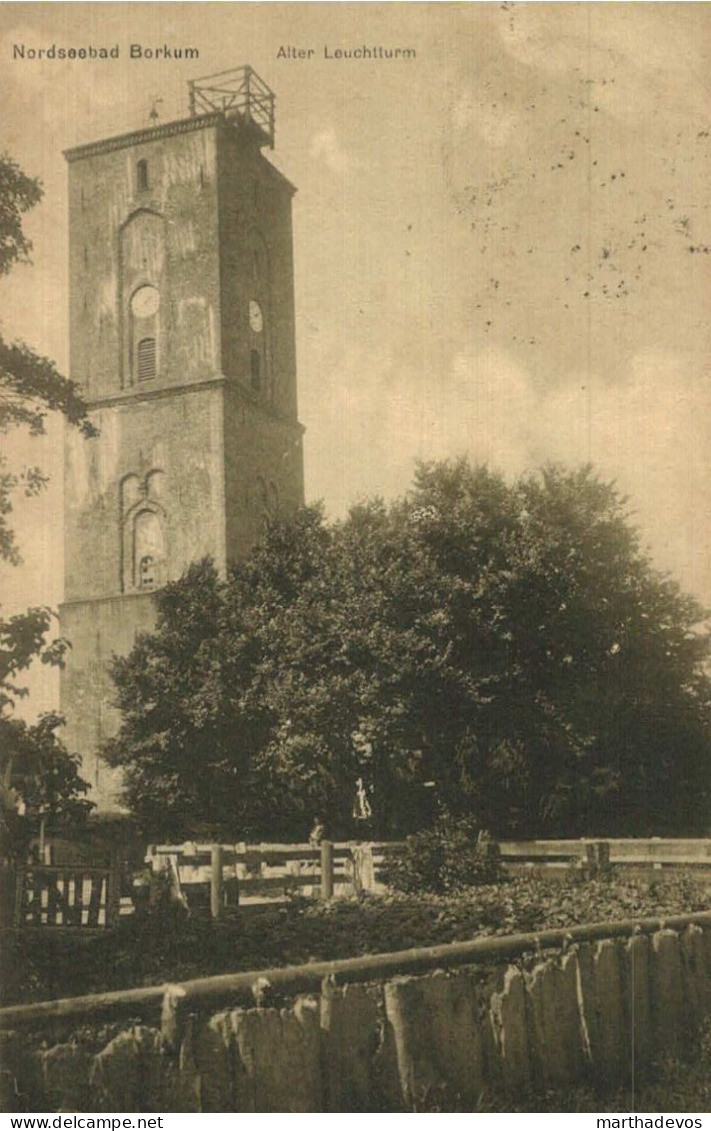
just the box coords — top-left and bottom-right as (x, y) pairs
(145, 840), (401, 912)
(146, 836), (711, 918)
(12, 861), (122, 929)
(8, 836), (709, 932)
(498, 837), (711, 873)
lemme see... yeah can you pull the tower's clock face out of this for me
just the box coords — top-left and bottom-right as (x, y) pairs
(131, 285), (160, 319)
(249, 300), (263, 333)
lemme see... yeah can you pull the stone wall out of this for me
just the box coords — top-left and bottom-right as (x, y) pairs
(2, 923), (710, 1112)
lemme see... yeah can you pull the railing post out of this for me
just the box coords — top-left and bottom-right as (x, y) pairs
(320, 840), (334, 901)
(210, 844), (223, 921)
(244, 65), (252, 120)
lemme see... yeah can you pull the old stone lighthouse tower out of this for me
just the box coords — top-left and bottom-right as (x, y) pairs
(59, 69), (305, 809)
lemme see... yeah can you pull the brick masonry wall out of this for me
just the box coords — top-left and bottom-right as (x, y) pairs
(223, 384), (304, 562)
(67, 124), (222, 400)
(216, 125), (299, 422)
(63, 384), (227, 603)
(58, 593), (157, 810)
(61, 114), (304, 809)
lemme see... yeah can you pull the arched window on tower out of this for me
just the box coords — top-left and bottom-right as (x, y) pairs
(137, 159), (149, 192)
(133, 508), (165, 590)
(130, 285), (160, 384)
(246, 230), (270, 400)
(137, 337), (157, 381)
(120, 470), (167, 593)
(139, 555), (155, 587)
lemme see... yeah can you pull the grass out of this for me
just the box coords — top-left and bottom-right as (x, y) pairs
(414, 1030), (711, 1112)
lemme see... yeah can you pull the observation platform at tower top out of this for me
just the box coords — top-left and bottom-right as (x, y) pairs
(189, 65), (275, 147)
(64, 64), (276, 163)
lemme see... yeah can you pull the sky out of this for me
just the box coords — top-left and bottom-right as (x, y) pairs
(1, 2), (710, 717)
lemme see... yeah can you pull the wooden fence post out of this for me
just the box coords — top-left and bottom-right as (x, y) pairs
(651, 836), (663, 870)
(585, 840), (610, 877)
(320, 839), (334, 901)
(481, 840), (501, 867)
(210, 844), (223, 920)
(13, 866), (25, 929)
(106, 849), (121, 928)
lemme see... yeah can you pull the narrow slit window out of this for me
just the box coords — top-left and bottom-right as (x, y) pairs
(137, 337), (156, 381)
(250, 349), (261, 391)
(137, 159), (149, 191)
(139, 555), (154, 587)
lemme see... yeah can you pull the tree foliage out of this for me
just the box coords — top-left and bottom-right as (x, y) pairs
(0, 153), (93, 838)
(0, 153), (96, 564)
(0, 155), (42, 277)
(1, 714), (93, 857)
(106, 460), (711, 840)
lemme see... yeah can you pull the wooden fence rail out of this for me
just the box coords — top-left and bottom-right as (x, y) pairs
(146, 837), (711, 918)
(7, 837), (711, 931)
(498, 837), (711, 872)
(145, 839), (394, 914)
(2, 909), (711, 1112)
(2, 908), (711, 1035)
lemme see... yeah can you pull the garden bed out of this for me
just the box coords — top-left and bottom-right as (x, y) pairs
(4, 872), (711, 1006)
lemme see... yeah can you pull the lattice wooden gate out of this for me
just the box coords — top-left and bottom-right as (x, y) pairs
(13, 863), (121, 929)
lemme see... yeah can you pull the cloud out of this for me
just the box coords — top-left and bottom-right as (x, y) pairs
(309, 128), (360, 175)
(304, 339), (710, 604)
(452, 92), (522, 150)
(497, 4), (710, 122)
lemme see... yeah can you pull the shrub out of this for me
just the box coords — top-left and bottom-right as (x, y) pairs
(384, 808), (503, 894)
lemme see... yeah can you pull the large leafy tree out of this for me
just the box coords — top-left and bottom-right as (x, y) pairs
(1, 153), (96, 561)
(105, 460), (710, 840)
(0, 153), (94, 848)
